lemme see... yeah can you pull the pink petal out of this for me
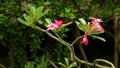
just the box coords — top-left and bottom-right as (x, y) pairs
(47, 23), (58, 30)
(96, 19), (103, 22)
(89, 17), (104, 31)
(54, 20), (62, 27)
(89, 16), (103, 24)
(81, 33), (88, 46)
(95, 23), (104, 31)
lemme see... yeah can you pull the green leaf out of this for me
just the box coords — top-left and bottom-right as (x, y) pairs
(45, 18), (52, 24)
(37, 20), (43, 24)
(75, 21), (82, 30)
(43, 9), (50, 16)
(27, 4), (36, 17)
(89, 35), (106, 42)
(61, 22), (73, 28)
(25, 62), (34, 68)
(75, 20), (89, 32)
(79, 18), (87, 25)
(88, 30), (105, 35)
(17, 18), (28, 26)
(68, 62), (77, 68)
(55, 22), (73, 32)
(23, 14), (30, 22)
(75, 18), (90, 32)
(58, 62), (67, 68)
(65, 58), (69, 66)
(37, 6), (44, 14)
(36, 6), (44, 19)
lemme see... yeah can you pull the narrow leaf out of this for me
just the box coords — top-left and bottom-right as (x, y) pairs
(58, 62), (67, 68)
(65, 58), (69, 66)
(89, 35), (106, 42)
(17, 18), (28, 26)
(37, 20), (43, 24)
(36, 6), (44, 19)
(27, 4), (36, 16)
(55, 22), (73, 32)
(79, 18), (87, 25)
(45, 18), (52, 24)
(61, 22), (73, 28)
(43, 9), (49, 15)
(68, 62), (77, 68)
(75, 21), (82, 30)
(23, 14), (29, 22)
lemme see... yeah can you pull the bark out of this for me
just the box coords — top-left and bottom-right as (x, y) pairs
(113, 12), (119, 68)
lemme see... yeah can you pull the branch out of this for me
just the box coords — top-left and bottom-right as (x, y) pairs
(30, 24), (115, 68)
(47, 59), (58, 68)
(94, 59), (115, 68)
(74, 55), (115, 68)
(31, 25), (71, 47)
(71, 36), (83, 46)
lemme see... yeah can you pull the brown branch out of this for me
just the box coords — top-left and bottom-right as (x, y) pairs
(93, 59), (115, 68)
(74, 55), (115, 68)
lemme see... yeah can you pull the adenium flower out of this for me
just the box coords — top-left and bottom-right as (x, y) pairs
(47, 23), (58, 30)
(94, 22), (104, 31)
(81, 32), (88, 46)
(89, 17), (104, 31)
(89, 16), (103, 24)
(47, 20), (62, 30)
(54, 20), (62, 27)
(80, 17), (104, 46)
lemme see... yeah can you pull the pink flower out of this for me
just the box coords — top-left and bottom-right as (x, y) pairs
(54, 20), (62, 27)
(94, 23), (104, 31)
(81, 32), (88, 46)
(47, 23), (58, 30)
(89, 16), (103, 24)
(89, 17), (104, 31)
(46, 20), (62, 31)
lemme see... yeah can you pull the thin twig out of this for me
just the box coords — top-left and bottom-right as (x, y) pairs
(71, 36), (83, 46)
(47, 59), (58, 68)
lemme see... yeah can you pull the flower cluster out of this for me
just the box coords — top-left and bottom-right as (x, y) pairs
(47, 20), (62, 30)
(81, 17), (104, 46)
(46, 17), (104, 46)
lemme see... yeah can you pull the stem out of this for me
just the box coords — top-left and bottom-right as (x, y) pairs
(71, 36), (83, 46)
(47, 59), (58, 68)
(75, 55), (115, 68)
(94, 59), (115, 68)
(72, 26), (89, 68)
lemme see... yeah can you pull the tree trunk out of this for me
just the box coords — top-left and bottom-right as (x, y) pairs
(113, 13), (119, 68)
